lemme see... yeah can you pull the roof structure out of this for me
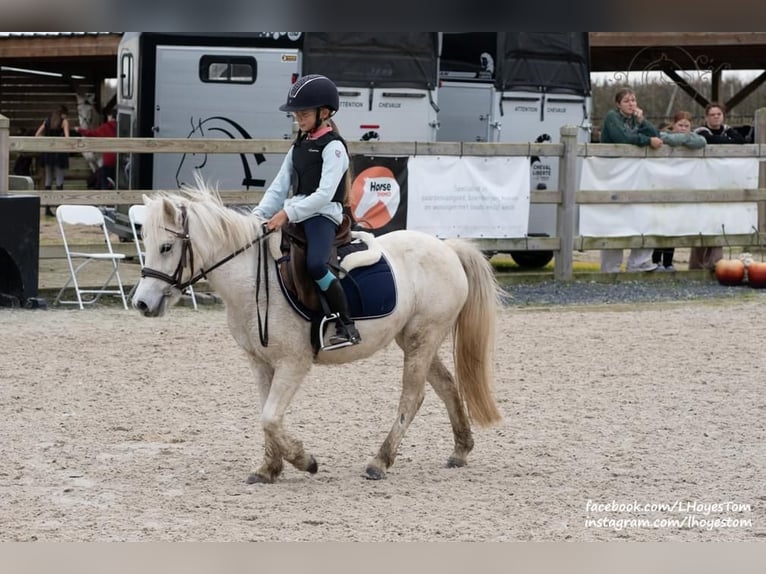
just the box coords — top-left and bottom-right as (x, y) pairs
(1, 32), (765, 111)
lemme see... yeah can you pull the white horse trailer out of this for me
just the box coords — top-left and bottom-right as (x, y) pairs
(302, 33), (440, 144)
(116, 32), (303, 195)
(437, 33), (592, 267)
(112, 32), (439, 240)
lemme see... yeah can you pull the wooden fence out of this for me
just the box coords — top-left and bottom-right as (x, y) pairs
(2, 112), (766, 281)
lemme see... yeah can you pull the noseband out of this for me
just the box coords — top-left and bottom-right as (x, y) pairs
(140, 204), (264, 292)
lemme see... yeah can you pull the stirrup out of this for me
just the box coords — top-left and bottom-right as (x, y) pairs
(319, 314), (361, 351)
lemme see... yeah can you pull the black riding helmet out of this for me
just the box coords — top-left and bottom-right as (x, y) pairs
(279, 74), (339, 113)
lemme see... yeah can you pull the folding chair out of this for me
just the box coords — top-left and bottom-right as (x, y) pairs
(55, 205), (128, 309)
(128, 204), (198, 310)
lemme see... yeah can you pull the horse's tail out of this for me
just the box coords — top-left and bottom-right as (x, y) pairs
(446, 239), (503, 427)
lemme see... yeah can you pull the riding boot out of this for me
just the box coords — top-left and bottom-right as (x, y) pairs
(44, 186), (54, 217)
(323, 278), (361, 346)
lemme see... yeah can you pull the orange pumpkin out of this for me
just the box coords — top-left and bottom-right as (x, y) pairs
(714, 259), (745, 286)
(747, 261), (766, 288)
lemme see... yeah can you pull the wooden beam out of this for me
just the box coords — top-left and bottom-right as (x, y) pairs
(0, 34), (121, 59)
(725, 71), (766, 112)
(660, 65), (709, 109)
(589, 32), (766, 48)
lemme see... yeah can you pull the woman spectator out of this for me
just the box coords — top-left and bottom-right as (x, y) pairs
(599, 86), (662, 273)
(694, 102), (745, 145)
(35, 105), (70, 216)
(689, 103), (745, 270)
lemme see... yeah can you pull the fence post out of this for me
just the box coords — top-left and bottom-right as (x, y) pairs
(554, 125), (577, 281)
(0, 115), (9, 194)
(756, 108), (766, 233)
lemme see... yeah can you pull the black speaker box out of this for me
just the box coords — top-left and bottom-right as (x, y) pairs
(0, 195), (41, 306)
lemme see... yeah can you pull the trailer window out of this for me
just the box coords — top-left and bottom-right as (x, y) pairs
(199, 56), (257, 84)
(120, 52), (133, 99)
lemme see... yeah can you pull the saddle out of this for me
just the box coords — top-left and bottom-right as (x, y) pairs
(277, 215), (357, 312)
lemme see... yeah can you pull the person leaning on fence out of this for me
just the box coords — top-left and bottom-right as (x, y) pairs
(74, 109), (117, 190)
(34, 105), (71, 217)
(598, 86), (663, 273)
(688, 102), (746, 270)
(251, 74), (361, 348)
(651, 110), (708, 271)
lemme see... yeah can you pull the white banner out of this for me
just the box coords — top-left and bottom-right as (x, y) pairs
(406, 156), (530, 238)
(579, 157), (759, 236)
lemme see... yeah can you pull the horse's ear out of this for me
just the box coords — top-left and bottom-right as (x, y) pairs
(142, 194), (151, 206)
(161, 198), (176, 223)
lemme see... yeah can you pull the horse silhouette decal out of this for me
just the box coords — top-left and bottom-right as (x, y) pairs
(176, 116), (267, 189)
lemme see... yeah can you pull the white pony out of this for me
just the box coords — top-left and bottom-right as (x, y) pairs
(132, 179), (503, 483)
(75, 92), (100, 173)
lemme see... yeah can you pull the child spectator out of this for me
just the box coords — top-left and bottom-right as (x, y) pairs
(652, 111), (707, 271)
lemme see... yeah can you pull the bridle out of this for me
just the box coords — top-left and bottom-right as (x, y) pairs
(140, 204), (273, 346)
(140, 204), (266, 292)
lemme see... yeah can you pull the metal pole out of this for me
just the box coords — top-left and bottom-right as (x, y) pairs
(0, 115), (10, 194)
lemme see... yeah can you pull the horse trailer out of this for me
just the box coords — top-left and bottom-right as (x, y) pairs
(111, 32), (439, 240)
(115, 32), (438, 191)
(438, 33), (592, 267)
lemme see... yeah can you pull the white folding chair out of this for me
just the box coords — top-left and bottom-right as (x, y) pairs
(55, 205), (128, 309)
(128, 204), (198, 310)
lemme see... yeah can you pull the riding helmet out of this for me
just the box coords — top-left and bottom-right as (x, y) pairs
(279, 74), (339, 113)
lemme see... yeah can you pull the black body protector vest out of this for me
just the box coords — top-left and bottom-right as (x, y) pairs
(291, 131), (347, 204)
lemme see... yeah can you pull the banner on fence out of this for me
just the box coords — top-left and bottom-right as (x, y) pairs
(406, 156), (530, 238)
(350, 156), (409, 236)
(579, 157), (759, 236)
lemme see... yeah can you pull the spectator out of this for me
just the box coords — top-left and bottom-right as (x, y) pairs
(76, 109), (117, 190)
(694, 103), (746, 145)
(689, 103), (745, 270)
(653, 111), (707, 271)
(599, 86), (662, 273)
(35, 105), (70, 216)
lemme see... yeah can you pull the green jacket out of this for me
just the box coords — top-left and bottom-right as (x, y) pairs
(600, 108), (660, 146)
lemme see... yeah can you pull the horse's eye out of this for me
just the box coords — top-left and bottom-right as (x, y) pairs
(160, 243), (173, 254)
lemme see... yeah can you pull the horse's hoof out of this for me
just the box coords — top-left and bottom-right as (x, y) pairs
(446, 456), (467, 468)
(246, 472), (274, 484)
(306, 456), (318, 474)
(364, 465), (386, 480)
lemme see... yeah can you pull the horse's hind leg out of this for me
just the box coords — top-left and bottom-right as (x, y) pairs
(245, 359), (317, 484)
(427, 354), (474, 468)
(365, 344), (433, 480)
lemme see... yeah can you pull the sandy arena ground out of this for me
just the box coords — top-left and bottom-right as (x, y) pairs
(1, 297), (764, 542)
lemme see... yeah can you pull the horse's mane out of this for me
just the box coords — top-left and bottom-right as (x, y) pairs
(144, 173), (261, 265)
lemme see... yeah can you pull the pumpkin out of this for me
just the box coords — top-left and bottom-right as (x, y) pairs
(747, 261), (766, 288)
(714, 259), (745, 286)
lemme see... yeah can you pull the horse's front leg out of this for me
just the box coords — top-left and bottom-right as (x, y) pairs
(365, 346), (432, 480)
(246, 358), (316, 484)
